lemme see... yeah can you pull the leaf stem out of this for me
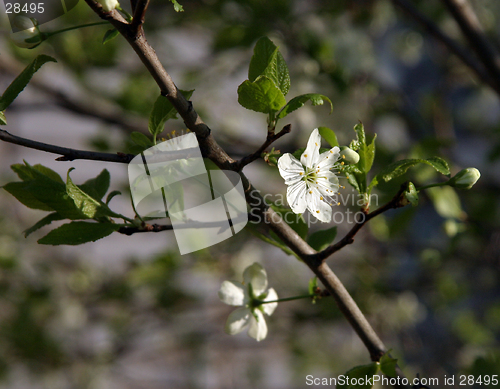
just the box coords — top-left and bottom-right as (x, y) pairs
(257, 294), (315, 305)
(416, 181), (449, 191)
(42, 22), (110, 39)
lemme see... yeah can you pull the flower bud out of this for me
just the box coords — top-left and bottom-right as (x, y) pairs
(448, 168), (481, 189)
(340, 147), (360, 164)
(96, 0), (119, 12)
(10, 18), (42, 49)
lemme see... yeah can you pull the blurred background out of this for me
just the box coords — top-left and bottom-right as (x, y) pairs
(0, 0), (499, 388)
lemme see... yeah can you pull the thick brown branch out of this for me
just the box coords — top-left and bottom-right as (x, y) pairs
(440, 0), (500, 89)
(236, 124), (291, 170)
(0, 129), (134, 163)
(391, 0), (500, 96)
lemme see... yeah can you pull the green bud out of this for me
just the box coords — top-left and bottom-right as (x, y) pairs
(340, 147), (360, 164)
(448, 168), (480, 189)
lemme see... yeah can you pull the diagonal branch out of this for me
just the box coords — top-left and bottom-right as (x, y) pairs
(130, 0), (150, 36)
(391, 0), (500, 97)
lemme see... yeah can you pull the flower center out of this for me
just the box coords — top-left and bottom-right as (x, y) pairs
(303, 167), (319, 186)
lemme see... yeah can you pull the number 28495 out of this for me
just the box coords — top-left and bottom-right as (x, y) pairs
(5, 3), (44, 13)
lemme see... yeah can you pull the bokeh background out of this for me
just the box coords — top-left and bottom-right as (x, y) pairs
(0, 0), (499, 388)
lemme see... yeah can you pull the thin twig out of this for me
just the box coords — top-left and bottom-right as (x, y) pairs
(131, 0), (150, 35)
(440, 0), (500, 88)
(309, 183), (409, 263)
(118, 223), (173, 235)
(391, 0), (500, 96)
(0, 129), (134, 163)
(236, 124), (291, 170)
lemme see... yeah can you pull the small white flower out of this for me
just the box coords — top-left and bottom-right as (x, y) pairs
(10, 17), (41, 49)
(218, 263), (278, 342)
(96, 0), (119, 12)
(278, 128), (340, 222)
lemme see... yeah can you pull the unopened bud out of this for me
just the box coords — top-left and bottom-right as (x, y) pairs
(96, 0), (119, 12)
(448, 168), (480, 189)
(340, 147), (360, 164)
(10, 17), (42, 49)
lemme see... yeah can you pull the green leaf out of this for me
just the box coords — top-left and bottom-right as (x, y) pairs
(308, 277), (318, 295)
(0, 111), (6, 125)
(24, 212), (65, 237)
(354, 123), (376, 174)
(66, 169), (113, 219)
(148, 91), (194, 139)
(0, 55), (57, 111)
(79, 169), (110, 201)
(169, 0), (183, 12)
(38, 222), (119, 245)
(11, 163), (64, 183)
(346, 172), (361, 192)
(337, 363), (380, 389)
(277, 93), (333, 119)
(248, 37), (290, 96)
(307, 226), (337, 251)
(378, 157), (450, 183)
(237, 76), (287, 114)
(106, 190), (121, 205)
(292, 148), (305, 161)
(246, 223), (298, 258)
(130, 131), (154, 149)
(318, 126), (339, 148)
(404, 182), (418, 207)
(3, 181), (54, 211)
(102, 28), (119, 44)
(379, 353), (398, 378)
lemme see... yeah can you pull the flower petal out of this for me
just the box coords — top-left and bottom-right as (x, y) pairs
(315, 174), (340, 197)
(243, 263), (268, 296)
(316, 146), (340, 170)
(301, 128), (322, 168)
(225, 307), (251, 335)
(261, 288), (278, 316)
(248, 310), (268, 341)
(306, 189), (332, 223)
(286, 181), (308, 214)
(278, 153), (305, 186)
(218, 280), (247, 306)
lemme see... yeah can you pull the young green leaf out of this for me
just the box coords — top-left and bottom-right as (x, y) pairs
(277, 93), (333, 119)
(102, 28), (119, 44)
(148, 91), (194, 139)
(79, 169), (110, 201)
(66, 169), (114, 219)
(3, 181), (55, 211)
(0, 111), (6, 125)
(24, 212), (65, 237)
(337, 362), (380, 389)
(0, 55), (57, 111)
(11, 162), (64, 183)
(237, 76), (287, 114)
(404, 182), (418, 206)
(308, 277), (318, 295)
(248, 37), (290, 96)
(379, 353), (398, 378)
(130, 131), (154, 148)
(377, 157), (450, 183)
(354, 123), (376, 174)
(169, 0), (183, 12)
(106, 190), (122, 205)
(318, 127), (339, 147)
(307, 226), (337, 251)
(38, 221), (120, 245)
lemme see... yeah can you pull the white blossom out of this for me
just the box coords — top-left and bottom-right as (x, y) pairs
(10, 17), (41, 49)
(96, 0), (119, 12)
(278, 128), (340, 222)
(218, 263), (278, 342)
(449, 168), (480, 189)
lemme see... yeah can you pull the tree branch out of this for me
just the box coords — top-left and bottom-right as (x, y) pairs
(391, 0), (500, 96)
(236, 124), (291, 170)
(0, 129), (134, 163)
(440, 0), (500, 88)
(131, 0), (150, 35)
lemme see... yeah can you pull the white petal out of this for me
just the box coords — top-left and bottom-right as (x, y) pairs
(316, 146), (340, 170)
(261, 288), (278, 316)
(278, 153), (305, 186)
(286, 181), (308, 214)
(306, 189), (332, 223)
(315, 174), (340, 197)
(218, 280), (247, 306)
(243, 263), (268, 296)
(248, 310), (268, 341)
(225, 307), (251, 335)
(301, 129), (322, 168)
